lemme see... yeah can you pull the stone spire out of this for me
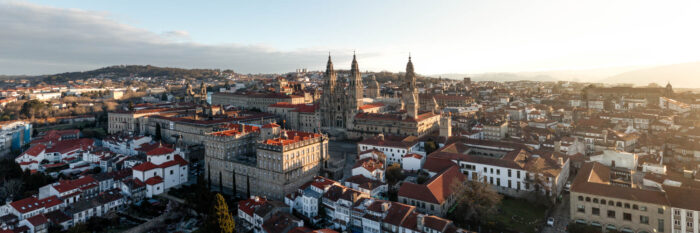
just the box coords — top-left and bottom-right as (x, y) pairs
(403, 55), (419, 119)
(405, 54), (416, 90)
(325, 53), (334, 77)
(350, 51), (360, 77)
(348, 51), (363, 111)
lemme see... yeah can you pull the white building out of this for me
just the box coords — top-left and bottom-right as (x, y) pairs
(131, 144), (188, 198)
(358, 135), (422, 165)
(432, 138), (570, 198)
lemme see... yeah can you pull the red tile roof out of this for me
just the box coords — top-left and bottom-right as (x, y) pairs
(398, 165), (466, 204)
(353, 157), (384, 173)
(9, 196), (61, 214)
(131, 162), (158, 172)
(22, 144), (46, 157)
(262, 131), (321, 146)
(53, 176), (97, 193)
(157, 155), (189, 168)
(144, 176), (163, 185)
(145, 145), (175, 156)
(262, 123), (280, 128)
(25, 214), (48, 226)
(238, 196), (267, 216)
(45, 138), (94, 154)
(359, 103), (384, 110)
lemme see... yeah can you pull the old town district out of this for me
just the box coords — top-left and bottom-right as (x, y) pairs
(0, 54), (698, 233)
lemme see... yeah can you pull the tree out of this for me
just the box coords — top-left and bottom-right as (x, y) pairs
(424, 139), (438, 155)
(449, 179), (503, 226)
(386, 163), (405, 184)
(204, 193), (235, 233)
(161, 92), (168, 101)
(154, 123), (162, 141)
(0, 179), (23, 203)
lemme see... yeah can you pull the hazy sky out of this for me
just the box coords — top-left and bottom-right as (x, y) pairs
(2, 0), (700, 75)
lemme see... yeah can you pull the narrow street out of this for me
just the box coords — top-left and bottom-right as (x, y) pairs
(542, 193), (570, 233)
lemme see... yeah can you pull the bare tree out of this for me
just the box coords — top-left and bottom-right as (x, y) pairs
(0, 179), (24, 202)
(449, 179), (503, 226)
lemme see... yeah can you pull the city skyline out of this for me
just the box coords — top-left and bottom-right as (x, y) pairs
(2, 0), (700, 80)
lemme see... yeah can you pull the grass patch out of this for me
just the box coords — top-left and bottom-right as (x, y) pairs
(491, 198), (547, 233)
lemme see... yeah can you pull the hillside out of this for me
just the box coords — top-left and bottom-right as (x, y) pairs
(601, 62), (700, 88)
(7, 65), (234, 83)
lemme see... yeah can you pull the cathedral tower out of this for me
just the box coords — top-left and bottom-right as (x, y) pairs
(403, 56), (419, 119)
(347, 53), (364, 111)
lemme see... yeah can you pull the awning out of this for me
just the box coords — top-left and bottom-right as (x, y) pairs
(606, 225), (617, 230)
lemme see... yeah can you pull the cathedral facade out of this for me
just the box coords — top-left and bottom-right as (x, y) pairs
(319, 54), (442, 139)
(319, 54), (364, 136)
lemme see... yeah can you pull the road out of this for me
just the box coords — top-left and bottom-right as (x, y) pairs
(542, 193), (570, 233)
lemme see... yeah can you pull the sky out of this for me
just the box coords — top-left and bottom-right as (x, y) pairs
(2, 0), (700, 76)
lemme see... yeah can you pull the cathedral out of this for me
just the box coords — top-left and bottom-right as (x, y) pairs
(319, 54), (441, 139)
(319, 53), (364, 135)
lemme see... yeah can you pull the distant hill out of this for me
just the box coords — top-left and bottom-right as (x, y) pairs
(4, 65), (234, 83)
(432, 65), (648, 83)
(600, 62), (700, 88)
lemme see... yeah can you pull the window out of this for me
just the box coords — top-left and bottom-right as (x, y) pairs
(658, 219), (664, 232)
(508, 169), (512, 177)
(687, 222), (693, 228)
(586, 197), (591, 202)
(592, 207), (600, 216)
(623, 213), (632, 221)
(578, 196), (584, 201)
(593, 198), (598, 204)
(170, 170), (174, 175)
(577, 205), (585, 213)
(617, 202), (622, 207)
(640, 216), (649, 224)
(609, 201), (614, 206)
(600, 199), (606, 205)
(484, 167), (487, 172)
(640, 206), (647, 211)
(624, 203), (630, 209)
(658, 208), (664, 214)
(517, 171), (521, 178)
(633, 204), (638, 210)
(607, 210), (616, 218)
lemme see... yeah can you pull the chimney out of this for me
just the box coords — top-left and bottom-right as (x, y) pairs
(417, 214), (425, 230)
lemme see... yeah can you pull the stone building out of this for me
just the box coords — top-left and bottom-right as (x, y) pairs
(365, 75), (381, 98)
(204, 123), (330, 200)
(319, 53), (364, 136)
(318, 55), (441, 139)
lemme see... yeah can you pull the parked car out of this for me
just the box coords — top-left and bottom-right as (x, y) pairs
(547, 217), (555, 226)
(564, 181), (571, 192)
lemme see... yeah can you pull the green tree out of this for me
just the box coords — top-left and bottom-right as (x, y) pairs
(154, 123), (162, 141)
(449, 179), (503, 226)
(204, 193), (235, 233)
(386, 163), (405, 184)
(424, 139), (438, 155)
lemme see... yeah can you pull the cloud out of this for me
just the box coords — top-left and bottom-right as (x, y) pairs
(161, 30), (191, 41)
(0, 1), (346, 75)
